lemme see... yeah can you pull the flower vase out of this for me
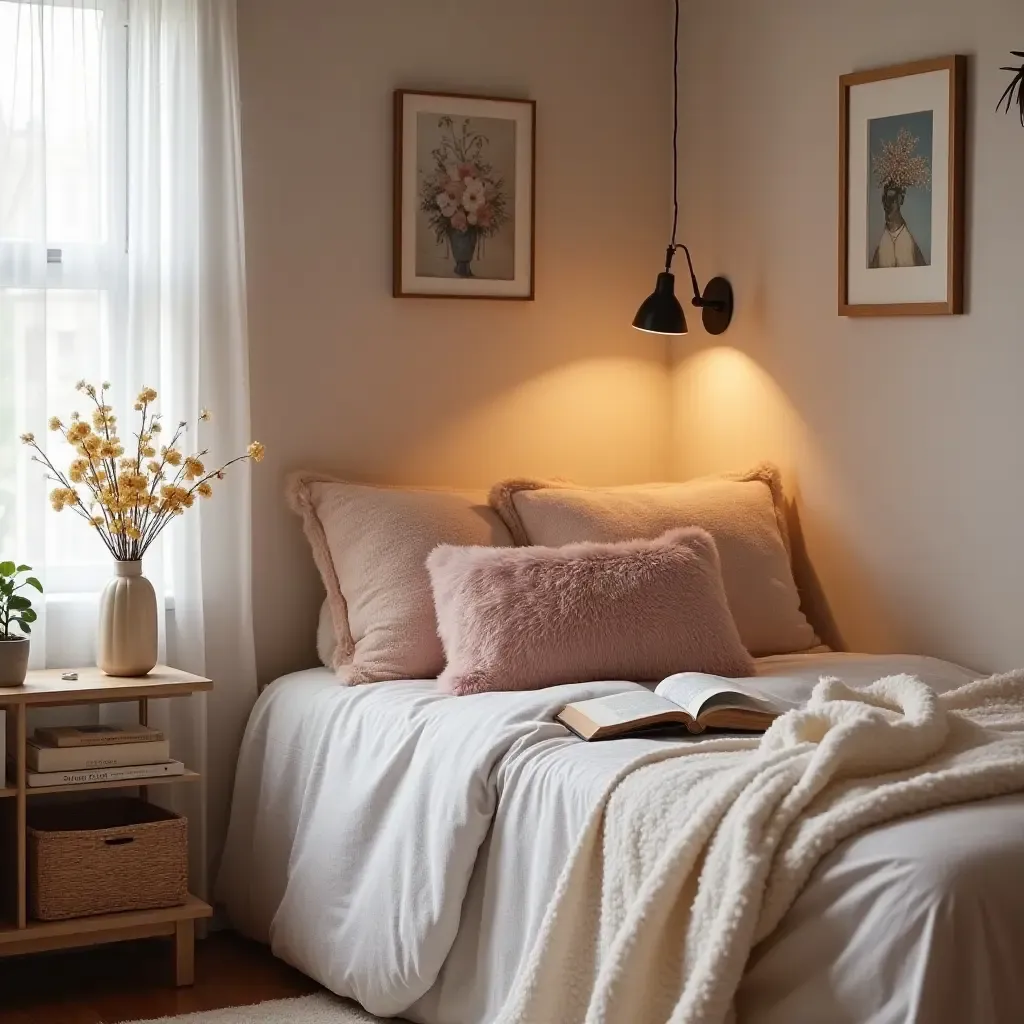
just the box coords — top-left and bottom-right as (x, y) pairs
(97, 560), (158, 677)
(448, 227), (478, 277)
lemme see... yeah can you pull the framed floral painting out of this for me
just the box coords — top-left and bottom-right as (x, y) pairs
(393, 90), (535, 299)
(839, 56), (966, 316)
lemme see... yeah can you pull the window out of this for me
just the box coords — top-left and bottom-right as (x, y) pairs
(0, 0), (128, 593)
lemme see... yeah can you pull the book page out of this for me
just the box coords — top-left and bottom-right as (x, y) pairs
(563, 690), (678, 728)
(655, 673), (776, 719)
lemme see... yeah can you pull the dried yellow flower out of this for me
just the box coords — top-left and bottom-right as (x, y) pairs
(49, 487), (78, 511)
(118, 471), (149, 493)
(98, 441), (124, 459)
(92, 407), (116, 430)
(27, 380), (264, 562)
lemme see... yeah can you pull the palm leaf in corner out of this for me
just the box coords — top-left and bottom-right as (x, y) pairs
(997, 52), (1024, 126)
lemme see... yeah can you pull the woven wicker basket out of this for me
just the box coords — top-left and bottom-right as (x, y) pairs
(28, 797), (188, 921)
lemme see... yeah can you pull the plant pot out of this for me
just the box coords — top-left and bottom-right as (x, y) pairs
(97, 561), (157, 677)
(0, 636), (30, 686)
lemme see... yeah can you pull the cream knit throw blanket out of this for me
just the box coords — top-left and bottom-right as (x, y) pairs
(495, 671), (1024, 1024)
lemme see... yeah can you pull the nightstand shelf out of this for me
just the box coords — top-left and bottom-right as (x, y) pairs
(0, 665), (213, 986)
(15, 768), (202, 797)
(0, 895), (212, 965)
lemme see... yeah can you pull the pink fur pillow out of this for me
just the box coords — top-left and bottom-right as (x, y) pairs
(428, 527), (755, 696)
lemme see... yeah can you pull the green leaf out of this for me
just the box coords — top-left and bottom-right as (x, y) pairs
(15, 564), (31, 573)
(0, 561), (14, 577)
(8, 595), (31, 611)
(19, 609), (37, 623)
(25, 577), (43, 593)
(16, 622), (31, 635)
(0, 580), (12, 596)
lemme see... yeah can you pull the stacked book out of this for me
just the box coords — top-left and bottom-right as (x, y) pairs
(8, 723), (184, 788)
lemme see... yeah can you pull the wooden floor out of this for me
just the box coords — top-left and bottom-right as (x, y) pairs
(0, 931), (319, 1023)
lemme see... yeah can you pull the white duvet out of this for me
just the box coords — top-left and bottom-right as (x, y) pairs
(217, 654), (1024, 1024)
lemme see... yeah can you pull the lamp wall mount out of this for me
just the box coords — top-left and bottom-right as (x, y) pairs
(663, 243), (734, 336)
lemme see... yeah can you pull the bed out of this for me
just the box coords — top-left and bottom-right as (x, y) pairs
(217, 652), (1024, 1023)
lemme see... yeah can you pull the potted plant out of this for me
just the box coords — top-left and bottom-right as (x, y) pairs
(0, 562), (42, 686)
(21, 382), (263, 677)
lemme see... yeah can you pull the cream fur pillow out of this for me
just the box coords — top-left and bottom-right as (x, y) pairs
(288, 474), (514, 684)
(429, 527), (755, 696)
(488, 464), (817, 657)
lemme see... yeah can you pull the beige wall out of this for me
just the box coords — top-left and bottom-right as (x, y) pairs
(672, 0), (1024, 672)
(238, 0), (673, 683)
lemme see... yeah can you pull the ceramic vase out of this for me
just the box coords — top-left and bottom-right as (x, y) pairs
(447, 226), (478, 277)
(97, 560), (157, 677)
(0, 636), (29, 686)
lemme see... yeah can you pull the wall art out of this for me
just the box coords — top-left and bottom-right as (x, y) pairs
(393, 90), (535, 300)
(839, 56), (966, 316)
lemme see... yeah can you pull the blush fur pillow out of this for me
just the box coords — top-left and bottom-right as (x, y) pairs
(428, 527), (755, 696)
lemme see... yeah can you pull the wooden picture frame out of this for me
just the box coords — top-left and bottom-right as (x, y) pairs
(838, 55), (966, 316)
(393, 89), (536, 300)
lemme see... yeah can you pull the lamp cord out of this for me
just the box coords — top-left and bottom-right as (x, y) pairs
(669, 0), (679, 251)
(660, 0), (707, 307)
(663, 0), (695, 299)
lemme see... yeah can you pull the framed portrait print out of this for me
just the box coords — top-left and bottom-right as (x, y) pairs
(393, 90), (536, 300)
(839, 56), (966, 316)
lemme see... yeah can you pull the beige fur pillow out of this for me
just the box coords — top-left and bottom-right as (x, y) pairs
(488, 464), (817, 657)
(288, 474), (514, 684)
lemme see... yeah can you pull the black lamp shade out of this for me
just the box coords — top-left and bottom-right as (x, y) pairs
(632, 272), (688, 335)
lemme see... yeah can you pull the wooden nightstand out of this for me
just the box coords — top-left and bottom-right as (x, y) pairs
(0, 665), (213, 985)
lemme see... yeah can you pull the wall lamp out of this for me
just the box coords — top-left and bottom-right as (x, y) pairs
(632, 0), (734, 337)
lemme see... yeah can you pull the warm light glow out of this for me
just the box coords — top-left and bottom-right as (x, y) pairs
(670, 345), (809, 480)
(630, 325), (688, 337)
(397, 356), (673, 486)
(633, 324), (688, 336)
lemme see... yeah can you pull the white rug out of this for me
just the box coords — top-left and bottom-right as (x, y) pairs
(122, 993), (404, 1023)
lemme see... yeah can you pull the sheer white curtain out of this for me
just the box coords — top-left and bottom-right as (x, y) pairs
(0, 0), (256, 893)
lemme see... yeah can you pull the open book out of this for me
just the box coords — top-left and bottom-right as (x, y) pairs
(557, 673), (785, 741)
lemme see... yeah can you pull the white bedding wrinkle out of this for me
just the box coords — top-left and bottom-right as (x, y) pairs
(493, 671), (1024, 1024)
(218, 672), (653, 1016)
